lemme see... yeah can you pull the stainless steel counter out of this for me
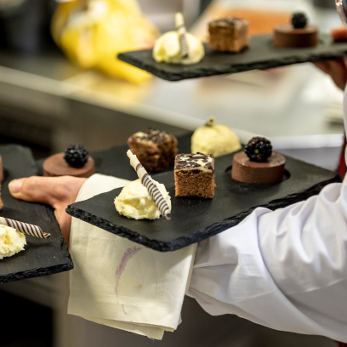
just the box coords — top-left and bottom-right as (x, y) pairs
(0, 51), (344, 155)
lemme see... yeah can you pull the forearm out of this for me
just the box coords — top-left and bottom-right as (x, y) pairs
(188, 180), (347, 342)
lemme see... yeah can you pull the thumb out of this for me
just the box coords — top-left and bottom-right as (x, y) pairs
(9, 177), (56, 206)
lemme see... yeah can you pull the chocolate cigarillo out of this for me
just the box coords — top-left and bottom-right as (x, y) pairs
(0, 217), (50, 239)
(175, 12), (189, 59)
(127, 150), (171, 220)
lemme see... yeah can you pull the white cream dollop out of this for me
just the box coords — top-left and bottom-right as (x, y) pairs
(0, 225), (26, 260)
(114, 179), (171, 220)
(153, 31), (205, 65)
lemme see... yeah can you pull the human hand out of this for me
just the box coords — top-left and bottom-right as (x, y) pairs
(314, 25), (347, 90)
(9, 176), (87, 248)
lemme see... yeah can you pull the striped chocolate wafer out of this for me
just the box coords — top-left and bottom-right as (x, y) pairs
(0, 217), (50, 239)
(127, 150), (171, 220)
(175, 12), (189, 59)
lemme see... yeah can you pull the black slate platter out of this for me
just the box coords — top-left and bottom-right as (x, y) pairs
(118, 34), (347, 81)
(0, 145), (73, 284)
(67, 152), (340, 252)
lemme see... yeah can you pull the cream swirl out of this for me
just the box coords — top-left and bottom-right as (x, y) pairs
(153, 31), (205, 65)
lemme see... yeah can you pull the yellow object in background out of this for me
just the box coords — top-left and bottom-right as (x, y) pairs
(51, 0), (159, 83)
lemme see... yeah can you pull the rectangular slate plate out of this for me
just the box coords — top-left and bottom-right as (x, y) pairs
(0, 145), (73, 284)
(67, 152), (340, 252)
(118, 34), (347, 81)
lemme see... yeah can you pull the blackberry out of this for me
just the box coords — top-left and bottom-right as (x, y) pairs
(245, 137), (272, 162)
(291, 12), (308, 29)
(64, 144), (89, 168)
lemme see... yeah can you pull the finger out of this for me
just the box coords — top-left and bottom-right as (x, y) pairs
(9, 177), (56, 206)
(9, 176), (86, 207)
(331, 25), (347, 41)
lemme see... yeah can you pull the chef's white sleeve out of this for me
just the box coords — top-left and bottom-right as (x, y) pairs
(187, 177), (347, 343)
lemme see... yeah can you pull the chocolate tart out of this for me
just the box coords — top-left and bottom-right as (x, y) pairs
(273, 24), (318, 48)
(43, 153), (95, 178)
(231, 151), (285, 184)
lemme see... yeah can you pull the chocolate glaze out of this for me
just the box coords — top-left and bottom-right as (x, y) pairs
(175, 153), (215, 172)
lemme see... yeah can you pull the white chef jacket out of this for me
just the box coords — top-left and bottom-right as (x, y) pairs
(186, 88), (347, 343)
(77, 91), (347, 342)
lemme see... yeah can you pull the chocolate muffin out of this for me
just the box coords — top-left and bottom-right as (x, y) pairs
(127, 128), (178, 172)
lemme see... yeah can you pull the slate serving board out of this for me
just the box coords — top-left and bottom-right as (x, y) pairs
(67, 151), (340, 252)
(118, 33), (347, 81)
(0, 145), (73, 284)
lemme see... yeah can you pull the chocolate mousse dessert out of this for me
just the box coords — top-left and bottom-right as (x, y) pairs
(273, 12), (318, 48)
(174, 153), (215, 199)
(127, 128), (178, 172)
(231, 137), (285, 185)
(43, 144), (95, 178)
(208, 17), (249, 53)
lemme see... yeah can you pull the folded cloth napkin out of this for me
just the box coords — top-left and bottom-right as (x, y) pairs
(68, 174), (197, 340)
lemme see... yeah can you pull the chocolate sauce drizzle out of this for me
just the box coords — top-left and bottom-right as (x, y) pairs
(175, 153), (215, 172)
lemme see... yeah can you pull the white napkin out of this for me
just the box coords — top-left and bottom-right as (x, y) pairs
(68, 174), (197, 340)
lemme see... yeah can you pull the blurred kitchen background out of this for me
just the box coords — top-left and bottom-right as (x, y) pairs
(0, 0), (344, 347)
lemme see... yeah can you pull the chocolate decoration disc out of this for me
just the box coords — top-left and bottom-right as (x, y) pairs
(43, 153), (95, 178)
(273, 24), (318, 48)
(231, 151), (285, 184)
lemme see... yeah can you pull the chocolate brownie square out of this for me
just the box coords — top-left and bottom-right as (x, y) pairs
(208, 17), (249, 53)
(174, 153), (215, 199)
(127, 128), (178, 172)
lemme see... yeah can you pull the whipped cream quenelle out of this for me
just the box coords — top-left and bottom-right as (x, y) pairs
(0, 225), (26, 260)
(153, 31), (205, 65)
(115, 179), (171, 220)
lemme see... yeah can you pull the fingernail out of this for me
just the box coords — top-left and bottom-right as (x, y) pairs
(9, 179), (23, 194)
